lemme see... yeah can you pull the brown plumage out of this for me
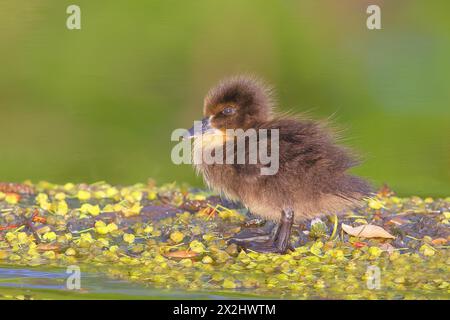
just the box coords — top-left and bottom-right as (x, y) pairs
(186, 75), (372, 253)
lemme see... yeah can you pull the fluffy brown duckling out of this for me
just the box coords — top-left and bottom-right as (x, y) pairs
(185, 76), (372, 253)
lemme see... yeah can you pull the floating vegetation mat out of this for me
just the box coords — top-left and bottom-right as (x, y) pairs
(0, 181), (449, 299)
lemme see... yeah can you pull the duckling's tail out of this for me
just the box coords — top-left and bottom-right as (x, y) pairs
(335, 174), (374, 203)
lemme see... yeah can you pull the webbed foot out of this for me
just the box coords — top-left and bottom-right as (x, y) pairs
(228, 208), (294, 254)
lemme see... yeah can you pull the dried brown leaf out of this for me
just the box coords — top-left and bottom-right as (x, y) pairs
(342, 223), (395, 239)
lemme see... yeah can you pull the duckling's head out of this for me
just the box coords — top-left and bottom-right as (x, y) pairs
(185, 76), (274, 138)
(203, 76), (274, 130)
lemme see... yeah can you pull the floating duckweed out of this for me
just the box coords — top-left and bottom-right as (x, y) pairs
(424, 197), (434, 204)
(80, 203), (101, 216)
(189, 240), (206, 253)
(143, 225), (153, 234)
(310, 241), (323, 257)
(80, 233), (94, 243)
(354, 218), (368, 225)
(368, 198), (384, 210)
(368, 246), (383, 258)
(65, 248), (76, 256)
(42, 251), (56, 259)
(42, 232), (57, 242)
(36, 193), (51, 210)
(16, 232), (29, 244)
(310, 219), (328, 239)
(54, 192), (66, 201)
(106, 187), (119, 198)
(123, 233), (135, 244)
(170, 231), (185, 243)
(0, 181), (448, 299)
(0, 250), (8, 259)
(419, 244), (435, 257)
(154, 255), (166, 263)
(314, 279), (326, 289)
(94, 221), (108, 234)
(148, 191), (157, 200)
(76, 190), (91, 201)
(63, 183), (75, 191)
(202, 233), (216, 242)
(5, 193), (20, 204)
(9, 254), (21, 261)
(93, 190), (107, 199)
(123, 203), (142, 217)
(179, 258), (193, 268)
(109, 245), (119, 253)
(222, 278), (236, 289)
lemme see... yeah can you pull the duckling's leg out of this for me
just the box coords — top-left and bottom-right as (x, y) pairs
(229, 208), (294, 254)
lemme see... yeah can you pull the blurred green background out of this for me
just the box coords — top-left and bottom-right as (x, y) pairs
(0, 0), (449, 196)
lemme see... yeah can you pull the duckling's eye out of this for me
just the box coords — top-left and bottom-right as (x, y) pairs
(222, 106), (236, 116)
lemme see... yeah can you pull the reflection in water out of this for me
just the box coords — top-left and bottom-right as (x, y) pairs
(0, 266), (253, 299)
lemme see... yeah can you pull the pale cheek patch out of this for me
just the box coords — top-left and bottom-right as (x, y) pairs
(192, 129), (234, 166)
(203, 131), (226, 148)
(195, 129), (228, 150)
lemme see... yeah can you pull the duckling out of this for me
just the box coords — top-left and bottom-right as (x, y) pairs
(184, 76), (372, 253)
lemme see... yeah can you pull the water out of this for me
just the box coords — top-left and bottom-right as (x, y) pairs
(0, 265), (260, 300)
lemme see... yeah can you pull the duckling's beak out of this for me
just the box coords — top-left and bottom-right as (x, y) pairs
(183, 117), (212, 140)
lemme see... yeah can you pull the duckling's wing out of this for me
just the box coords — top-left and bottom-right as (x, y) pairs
(261, 117), (372, 200)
